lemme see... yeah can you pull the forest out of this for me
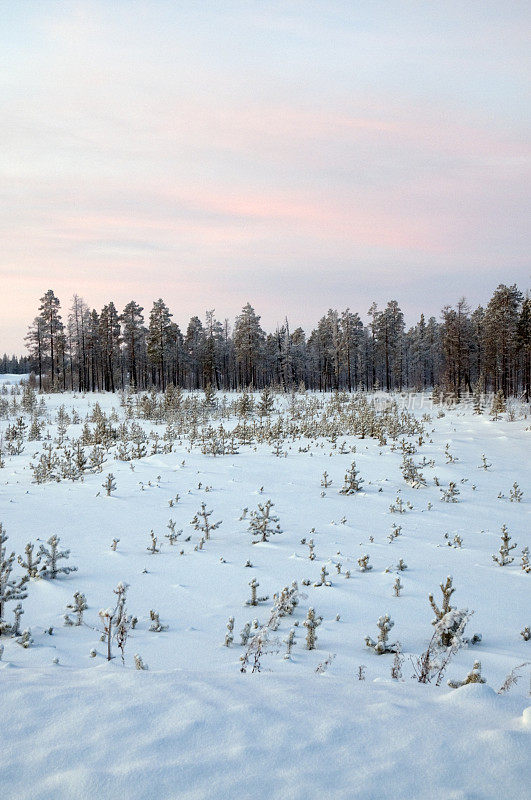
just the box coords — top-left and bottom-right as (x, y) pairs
(21, 283), (530, 399)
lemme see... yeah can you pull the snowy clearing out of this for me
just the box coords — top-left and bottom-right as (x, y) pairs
(0, 384), (529, 799)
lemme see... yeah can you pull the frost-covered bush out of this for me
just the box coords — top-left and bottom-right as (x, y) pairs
(448, 660), (486, 689)
(413, 608), (474, 685)
(148, 610), (168, 632)
(358, 554), (372, 573)
(134, 653), (148, 670)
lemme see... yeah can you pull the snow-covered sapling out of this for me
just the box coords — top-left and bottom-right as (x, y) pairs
(97, 582), (131, 661)
(478, 453), (491, 470)
(115, 604), (131, 664)
(339, 461), (364, 494)
(39, 535), (77, 580)
(321, 471), (332, 488)
(18, 543), (41, 578)
(365, 614), (397, 655)
(165, 519), (182, 545)
(303, 607), (322, 650)
(429, 576), (456, 647)
(492, 525), (516, 566)
(111, 538), (119, 551)
(314, 565), (331, 587)
(358, 554), (372, 572)
(98, 609), (114, 660)
(191, 503), (221, 540)
(148, 610), (168, 632)
(390, 646), (404, 680)
(245, 577), (269, 606)
(224, 616), (234, 646)
(240, 621), (251, 646)
(520, 626), (530, 642)
(509, 482), (523, 502)
(393, 576), (403, 597)
(390, 524), (402, 541)
(308, 539), (315, 560)
(102, 473), (116, 496)
(521, 547), (530, 573)
(249, 499), (282, 544)
(448, 660), (486, 689)
(16, 628), (33, 648)
(64, 591), (87, 626)
(444, 443), (457, 464)
(441, 482), (460, 502)
(147, 530), (160, 554)
(134, 653), (148, 670)
(389, 495), (406, 514)
(490, 390), (506, 419)
(271, 582), (299, 620)
(401, 456), (426, 488)
(0, 523), (28, 635)
(284, 628), (296, 658)
(11, 603), (24, 637)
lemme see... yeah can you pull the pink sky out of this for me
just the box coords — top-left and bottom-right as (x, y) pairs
(1, 1), (529, 353)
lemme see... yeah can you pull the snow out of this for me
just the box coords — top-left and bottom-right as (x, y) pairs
(1, 387), (529, 799)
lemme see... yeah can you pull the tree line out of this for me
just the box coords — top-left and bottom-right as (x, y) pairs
(22, 284), (530, 398)
(0, 354), (31, 374)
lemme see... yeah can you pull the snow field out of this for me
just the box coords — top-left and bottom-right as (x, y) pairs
(0, 384), (529, 799)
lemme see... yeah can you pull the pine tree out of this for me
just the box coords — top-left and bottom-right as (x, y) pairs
(18, 543), (41, 578)
(99, 302), (121, 392)
(39, 536), (77, 579)
(365, 614), (397, 654)
(248, 499), (282, 543)
(0, 524), (29, 635)
(233, 303), (265, 387)
(483, 284), (522, 397)
(25, 317), (46, 391)
(147, 299), (173, 391)
(121, 301), (145, 389)
(339, 461), (364, 494)
(492, 525), (516, 566)
(38, 289), (64, 388)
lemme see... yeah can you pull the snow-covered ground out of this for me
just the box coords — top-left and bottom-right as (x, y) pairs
(1, 385), (529, 799)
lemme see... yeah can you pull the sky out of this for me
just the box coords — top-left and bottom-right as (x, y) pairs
(1, 1), (529, 354)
